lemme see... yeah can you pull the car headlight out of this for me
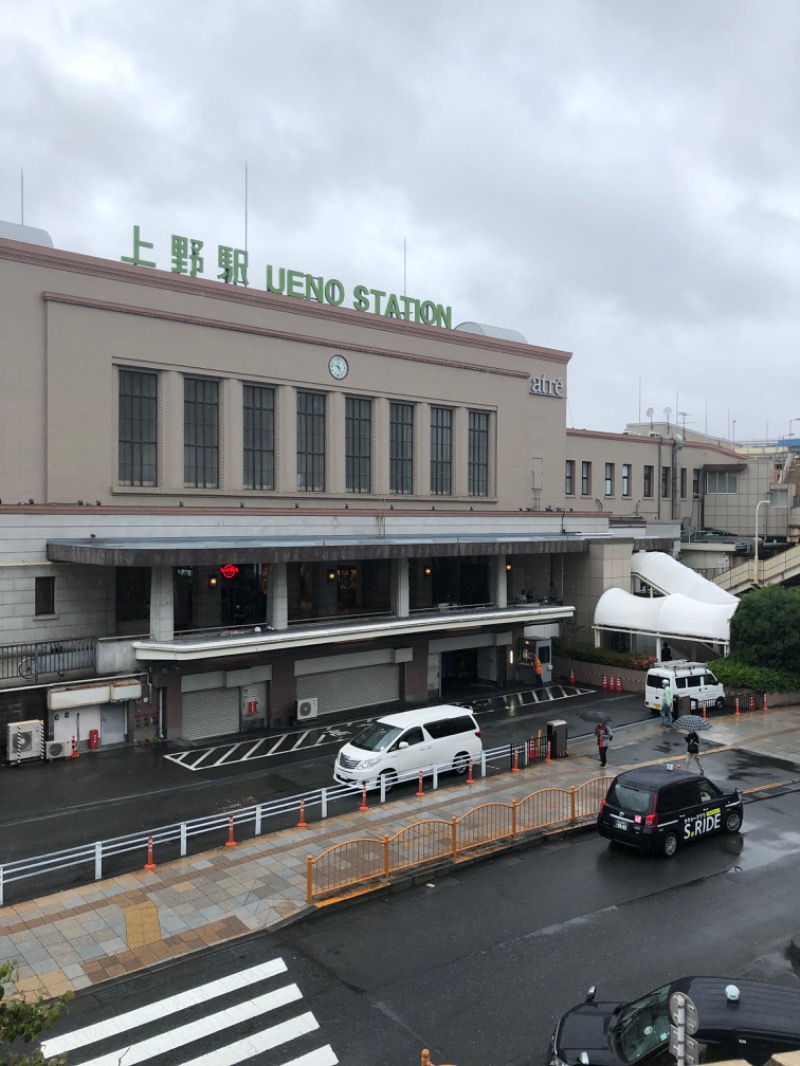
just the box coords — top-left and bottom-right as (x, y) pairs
(358, 756), (381, 769)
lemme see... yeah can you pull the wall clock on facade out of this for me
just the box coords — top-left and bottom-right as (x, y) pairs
(328, 354), (349, 380)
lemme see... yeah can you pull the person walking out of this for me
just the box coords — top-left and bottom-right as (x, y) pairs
(595, 722), (613, 767)
(684, 730), (704, 773)
(533, 655), (544, 688)
(660, 679), (673, 727)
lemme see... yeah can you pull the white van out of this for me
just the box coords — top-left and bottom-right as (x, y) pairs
(644, 661), (726, 715)
(333, 704), (482, 790)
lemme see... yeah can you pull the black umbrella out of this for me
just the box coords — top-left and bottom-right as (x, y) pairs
(580, 710), (612, 724)
(672, 714), (712, 732)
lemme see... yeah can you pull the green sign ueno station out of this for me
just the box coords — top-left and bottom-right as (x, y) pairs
(121, 225), (453, 328)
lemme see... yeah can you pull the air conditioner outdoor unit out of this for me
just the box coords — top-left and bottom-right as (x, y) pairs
(45, 739), (69, 761)
(296, 697), (319, 721)
(6, 719), (44, 763)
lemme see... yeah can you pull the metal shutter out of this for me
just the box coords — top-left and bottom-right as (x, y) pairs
(297, 663), (399, 715)
(182, 687), (239, 740)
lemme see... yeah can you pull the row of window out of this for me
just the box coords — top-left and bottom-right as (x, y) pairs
(565, 462), (735, 499)
(119, 370), (492, 497)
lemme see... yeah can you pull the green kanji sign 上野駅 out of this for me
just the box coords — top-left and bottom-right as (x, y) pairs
(121, 225), (453, 328)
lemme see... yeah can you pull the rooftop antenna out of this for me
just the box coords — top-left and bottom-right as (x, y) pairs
(678, 411), (691, 430)
(646, 406), (654, 430)
(244, 161), (249, 254)
(403, 237), (407, 298)
(20, 168), (24, 225)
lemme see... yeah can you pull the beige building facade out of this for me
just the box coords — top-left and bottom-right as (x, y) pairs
(0, 230), (687, 750)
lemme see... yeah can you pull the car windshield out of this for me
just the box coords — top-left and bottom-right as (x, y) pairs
(612, 984), (671, 1064)
(606, 783), (654, 814)
(350, 721), (403, 752)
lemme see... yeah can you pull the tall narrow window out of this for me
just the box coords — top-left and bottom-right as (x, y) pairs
(468, 411), (489, 497)
(297, 391), (326, 491)
(119, 369), (157, 486)
(661, 466), (670, 498)
(680, 467), (687, 499)
(643, 465), (654, 498)
(565, 460), (575, 495)
(184, 378), (219, 488)
(35, 576), (55, 616)
(430, 407), (453, 495)
(692, 468), (701, 498)
(243, 385), (275, 490)
(622, 463), (632, 497)
(345, 396), (372, 493)
(581, 461), (592, 496)
(604, 462), (615, 497)
(390, 402), (414, 494)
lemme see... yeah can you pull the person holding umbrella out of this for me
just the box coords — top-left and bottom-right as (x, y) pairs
(684, 729), (704, 773)
(595, 721), (613, 767)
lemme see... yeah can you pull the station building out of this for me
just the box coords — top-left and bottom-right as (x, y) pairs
(2, 221), (777, 752)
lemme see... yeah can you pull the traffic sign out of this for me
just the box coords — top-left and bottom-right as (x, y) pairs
(669, 991), (699, 1035)
(669, 1024), (700, 1065)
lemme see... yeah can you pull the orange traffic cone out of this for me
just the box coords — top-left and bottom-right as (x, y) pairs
(569, 668), (576, 684)
(749, 692), (756, 711)
(297, 799), (308, 828)
(225, 815), (237, 847)
(144, 836), (156, 870)
(616, 676), (623, 693)
(602, 674), (608, 691)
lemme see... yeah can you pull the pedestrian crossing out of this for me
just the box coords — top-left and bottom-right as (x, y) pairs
(40, 957), (338, 1066)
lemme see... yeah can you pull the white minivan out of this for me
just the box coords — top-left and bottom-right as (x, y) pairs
(333, 704), (482, 790)
(644, 661), (726, 715)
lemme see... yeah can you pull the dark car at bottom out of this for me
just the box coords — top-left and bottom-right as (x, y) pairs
(597, 766), (743, 858)
(548, 977), (800, 1066)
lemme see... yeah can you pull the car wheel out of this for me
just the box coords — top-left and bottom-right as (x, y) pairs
(725, 809), (743, 833)
(379, 770), (397, 793)
(662, 832), (679, 858)
(716, 697), (726, 710)
(453, 751), (470, 775)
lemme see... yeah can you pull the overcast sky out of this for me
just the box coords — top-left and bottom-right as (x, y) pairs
(3, 0), (799, 442)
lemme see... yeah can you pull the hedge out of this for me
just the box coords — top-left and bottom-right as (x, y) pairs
(708, 658), (800, 693)
(552, 639), (656, 672)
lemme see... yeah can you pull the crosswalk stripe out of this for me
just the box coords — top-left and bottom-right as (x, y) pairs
(176, 1016), (333, 1066)
(41, 957), (288, 1056)
(73, 985), (305, 1066)
(274, 1047), (339, 1066)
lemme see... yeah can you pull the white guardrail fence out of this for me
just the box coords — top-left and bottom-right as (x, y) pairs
(0, 738), (553, 907)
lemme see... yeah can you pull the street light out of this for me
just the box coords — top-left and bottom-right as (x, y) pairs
(754, 499), (770, 583)
(789, 418), (800, 446)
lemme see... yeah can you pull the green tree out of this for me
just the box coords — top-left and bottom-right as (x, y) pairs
(730, 585), (800, 672)
(0, 961), (70, 1065)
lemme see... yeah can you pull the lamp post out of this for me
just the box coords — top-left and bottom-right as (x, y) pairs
(754, 499), (770, 584)
(789, 418), (800, 447)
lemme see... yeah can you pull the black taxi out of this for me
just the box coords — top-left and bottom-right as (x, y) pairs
(597, 766), (743, 857)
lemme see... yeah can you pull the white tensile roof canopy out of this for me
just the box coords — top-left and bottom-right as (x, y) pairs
(593, 552), (738, 651)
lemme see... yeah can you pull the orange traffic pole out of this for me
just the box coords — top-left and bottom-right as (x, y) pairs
(70, 735), (80, 759)
(416, 771), (424, 798)
(763, 692), (768, 712)
(702, 703), (707, 720)
(735, 695), (740, 716)
(225, 815), (236, 847)
(512, 747), (520, 773)
(359, 784), (369, 812)
(144, 836), (156, 870)
(547, 738), (553, 763)
(749, 692), (756, 711)
(466, 757), (474, 784)
(297, 798), (308, 828)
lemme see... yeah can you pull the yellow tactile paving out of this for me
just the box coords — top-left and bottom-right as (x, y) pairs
(124, 901), (163, 948)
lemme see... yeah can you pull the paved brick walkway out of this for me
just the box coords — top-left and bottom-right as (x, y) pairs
(1, 708), (798, 1001)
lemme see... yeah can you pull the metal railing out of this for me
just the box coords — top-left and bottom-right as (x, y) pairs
(0, 738), (564, 907)
(307, 777), (609, 901)
(0, 637), (96, 682)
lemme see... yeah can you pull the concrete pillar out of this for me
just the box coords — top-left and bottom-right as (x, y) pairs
(391, 557), (410, 617)
(491, 555), (508, 608)
(150, 566), (175, 641)
(268, 561), (288, 630)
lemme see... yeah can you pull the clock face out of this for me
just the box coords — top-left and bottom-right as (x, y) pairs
(328, 354), (349, 380)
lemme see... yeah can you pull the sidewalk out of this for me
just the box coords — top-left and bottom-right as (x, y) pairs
(1, 708), (799, 1002)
